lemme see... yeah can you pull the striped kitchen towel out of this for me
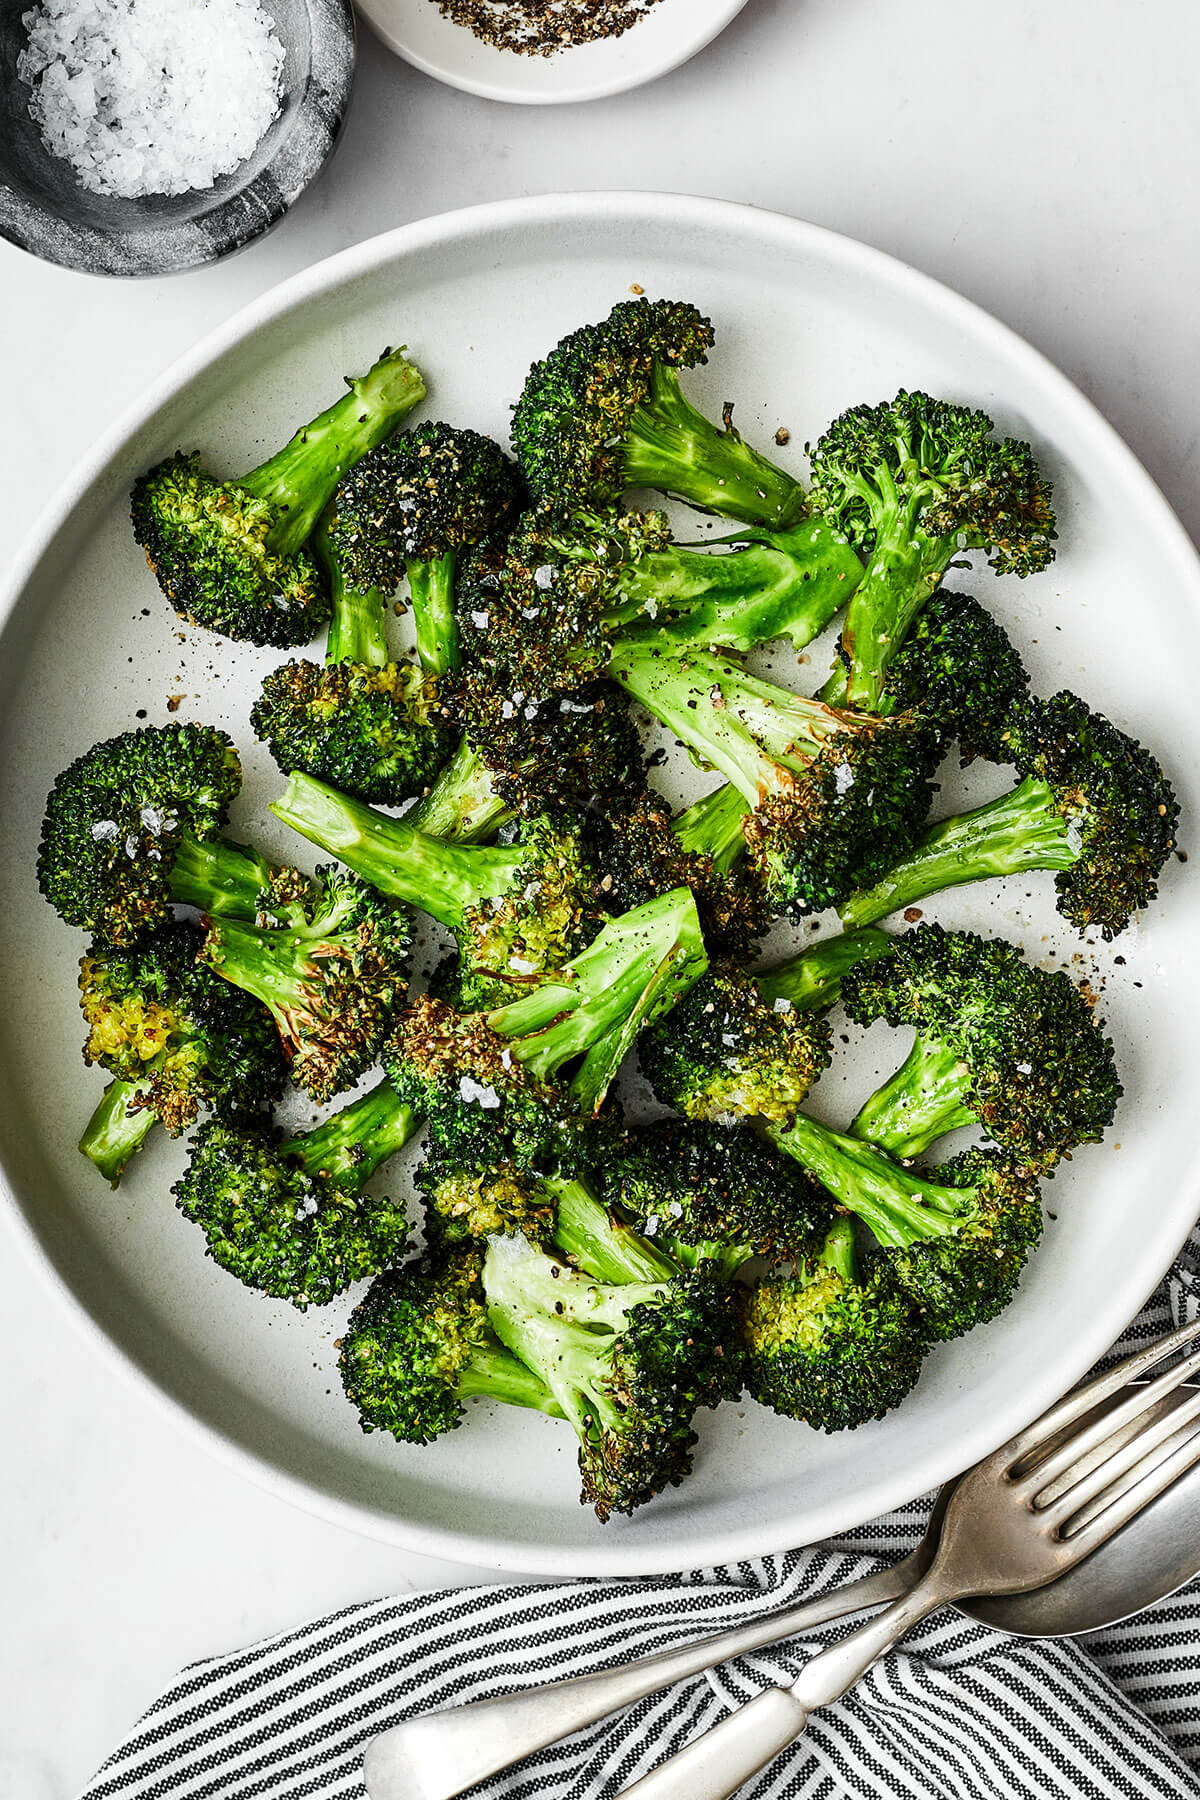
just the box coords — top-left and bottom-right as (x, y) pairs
(81, 1236), (1200, 1800)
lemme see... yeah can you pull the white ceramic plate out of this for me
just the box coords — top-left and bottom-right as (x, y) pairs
(355, 0), (748, 104)
(2, 193), (1198, 1577)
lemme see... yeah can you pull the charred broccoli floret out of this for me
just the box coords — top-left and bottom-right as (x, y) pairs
(878, 589), (1029, 764)
(130, 345), (426, 647)
(511, 299), (804, 526)
(201, 866), (411, 1102)
(768, 1116), (1044, 1341)
(608, 642), (938, 917)
(173, 1080), (417, 1307)
(598, 1118), (834, 1268)
(809, 390), (1056, 711)
(39, 723), (311, 946)
(339, 1249), (564, 1444)
(841, 691), (1180, 940)
(483, 1229), (741, 1520)
(77, 920), (288, 1181)
(740, 1219), (926, 1431)
(842, 924), (1121, 1163)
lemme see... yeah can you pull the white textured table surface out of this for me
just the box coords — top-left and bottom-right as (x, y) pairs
(3, 3), (1199, 1794)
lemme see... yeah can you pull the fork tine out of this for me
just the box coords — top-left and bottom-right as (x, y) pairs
(1002, 1315), (1200, 1468)
(1060, 1416), (1200, 1557)
(1036, 1386), (1200, 1530)
(1010, 1342), (1200, 1494)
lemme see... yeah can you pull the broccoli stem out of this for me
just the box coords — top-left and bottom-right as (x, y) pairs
(819, 1215), (858, 1283)
(271, 772), (524, 928)
(405, 735), (513, 843)
(672, 783), (751, 872)
(851, 1040), (977, 1160)
(238, 348), (427, 558)
(457, 1341), (568, 1417)
(767, 1113), (969, 1248)
(547, 1176), (681, 1284)
(818, 517), (953, 712)
(281, 1078), (418, 1189)
(755, 928), (895, 1013)
(408, 554), (461, 677)
(621, 365), (805, 528)
(839, 776), (1076, 929)
(316, 520), (390, 669)
(79, 1079), (158, 1184)
(167, 831), (278, 920)
(607, 520), (862, 653)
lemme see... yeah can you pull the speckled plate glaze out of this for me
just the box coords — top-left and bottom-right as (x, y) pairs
(0, 0), (354, 277)
(1, 193), (1197, 1575)
(356, 0), (749, 104)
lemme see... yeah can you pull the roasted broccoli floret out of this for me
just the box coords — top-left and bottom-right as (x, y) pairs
(483, 1229), (740, 1520)
(740, 1219), (926, 1431)
(511, 299), (804, 526)
(638, 963), (832, 1125)
(608, 642), (938, 917)
(201, 866), (411, 1102)
(768, 1116), (1043, 1340)
(339, 1249), (565, 1444)
(272, 773), (599, 1009)
(384, 887), (708, 1172)
(878, 589), (1029, 764)
(39, 723), (312, 946)
(77, 920), (288, 1182)
(841, 691), (1180, 940)
(173, 1080), (417, 1307)
(598, 1118), (834, 1268)
(842, 924), (1121, 1163)
(809, 391), (1056, 711)
(130, 345), (426, 646)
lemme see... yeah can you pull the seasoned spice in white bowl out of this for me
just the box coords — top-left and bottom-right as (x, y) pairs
(17, 0), (285, 199)
(429, 0), (666, 55)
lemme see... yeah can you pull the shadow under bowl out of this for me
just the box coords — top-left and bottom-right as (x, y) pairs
(0, 0), (355, 277)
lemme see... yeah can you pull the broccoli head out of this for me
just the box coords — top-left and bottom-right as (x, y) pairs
(879, 588), (1029, 764)
(417, 1143), (559, 1251)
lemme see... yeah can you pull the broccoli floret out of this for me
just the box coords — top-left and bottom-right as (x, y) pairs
(740, 1219), (926, 1431)
(879, 589), (1029, 764)
(768, 1116), (1043, 1340)
(417, 1144), (560, 1250)
(841, 691), (1180, 940)
(328, 422), (524, 675)
(200, 866), (411, 1102)
(809, 390), (1056, 711)
(598, 1118), (834, 1267)
(77, 920), (288, 1180)
(384, 887), (709, 1171)
(608, 642), (938, 917)
(511, 299), (804, 526)
(842, 924), (1121, 1163)
(483, 1230), (741, 1520)
(172, 1079), (417, 1307)
(638, 963), (832, 1125)
(339, 1249), (564, 1444)
(39, 723), (311, 945)
(130, 346), (426, 647)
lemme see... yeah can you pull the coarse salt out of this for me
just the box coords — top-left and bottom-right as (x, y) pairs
(18, 0), (284, 200)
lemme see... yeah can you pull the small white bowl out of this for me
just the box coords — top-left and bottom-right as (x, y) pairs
(355, 0), (750, 104)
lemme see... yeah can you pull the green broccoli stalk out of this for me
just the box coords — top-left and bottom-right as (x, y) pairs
(840, 692), (1179, 940)
(404, 734), (515, 843)
(39, 723), (314, 946)
(671, 782), (752, 872)
(173, 1080), (417, 1307)
(753, 927), (896, 1014)
(200, 867), (411, 1103)
(511, 299), (804, 527)
(808, 391), (1056, 712)
(740, 1217), (926, 1431)
(79, 1078), (161, 1185)
(482, 1229), (740, 1520)
(608, 641), (937, 916)
(339, 1250), (565, 1445)
(130, 345), (426, 647)
(840, 924), (1121, 1164)
(767, 1116), (1043, 1340)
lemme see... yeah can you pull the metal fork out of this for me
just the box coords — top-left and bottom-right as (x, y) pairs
(618, 1316), (1200, 1799)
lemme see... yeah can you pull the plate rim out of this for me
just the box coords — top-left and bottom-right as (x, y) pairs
(354, 0), (751, 105)
(4, 189), (1199, 1576)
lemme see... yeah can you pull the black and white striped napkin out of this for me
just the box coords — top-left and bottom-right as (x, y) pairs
(83, 1232), (1200, 1800)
